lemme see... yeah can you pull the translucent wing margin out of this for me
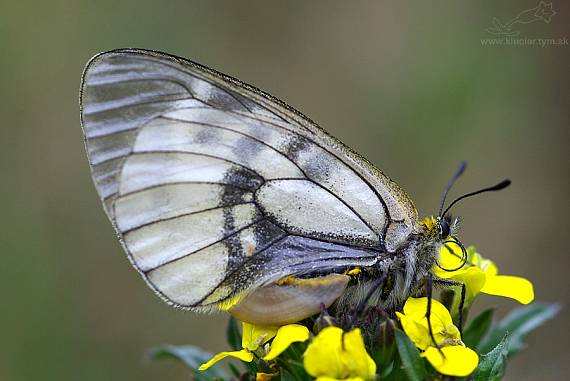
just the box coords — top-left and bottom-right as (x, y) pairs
(80, 49), (417, 309)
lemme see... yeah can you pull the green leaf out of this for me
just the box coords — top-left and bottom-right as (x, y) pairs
(245, 358), (258, 374)
(383, 356), (406, 381)
(473, 335), (509, 381)
(150, 344), (229, 381)
(279, 367), (300, 381)
(228, 363), (242, 378)
(226, 316), (241, 351)
(375, 341), (396, 378)
(477, 303), (560, 355)
(394, 329), (427, 381)
(463, 308), (494, 349)
(379, 360), (394, 379)
(277, 358), (309, 381)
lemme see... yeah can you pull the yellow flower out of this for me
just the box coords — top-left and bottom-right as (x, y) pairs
(199, 322), (309, 370)
(396, 297), (460, 350)
(303, 326), (376, 381)
(397, 297), (479, 377)
(434, 242), (534, 305)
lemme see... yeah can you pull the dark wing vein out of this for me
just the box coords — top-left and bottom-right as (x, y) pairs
(141, 216), (267, 273)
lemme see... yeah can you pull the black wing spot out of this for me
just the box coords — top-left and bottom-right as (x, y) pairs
(282, 134), (311, 162)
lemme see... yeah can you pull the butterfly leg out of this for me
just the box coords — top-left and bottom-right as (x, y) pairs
(425, 273), (443, 353)
(343, 272), (387, 330)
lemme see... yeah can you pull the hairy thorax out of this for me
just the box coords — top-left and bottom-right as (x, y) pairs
(337, 235), (441, 313)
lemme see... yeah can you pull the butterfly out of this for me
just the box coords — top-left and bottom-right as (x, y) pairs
(80, 49), (509, 326)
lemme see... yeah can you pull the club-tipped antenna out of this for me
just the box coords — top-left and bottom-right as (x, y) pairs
(441, 179), (511, 217)
(438, 161), (467, 217)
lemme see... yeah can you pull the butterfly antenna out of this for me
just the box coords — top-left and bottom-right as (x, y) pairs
(441, 179), (511, 217)
(438, 161), (467, 217)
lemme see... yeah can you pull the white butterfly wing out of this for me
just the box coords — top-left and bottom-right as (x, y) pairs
(80, 49), (418, 310)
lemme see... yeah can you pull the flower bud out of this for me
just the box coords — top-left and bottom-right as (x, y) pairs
(313, 304), (338, 333)
(375, 318), (396, 348)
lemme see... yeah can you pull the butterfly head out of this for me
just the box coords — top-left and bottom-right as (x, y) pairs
(420, 214), (458, 240)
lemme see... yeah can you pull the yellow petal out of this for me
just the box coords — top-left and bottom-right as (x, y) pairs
(304, 327), (344, 378)
(242, 322), (278, 351)
(403, 297), (453, 328)
(444, 324), (460, 340)
(471, 251), (498, 276)
(435, 241), (466, 278)
(316, 377), (365, 381)
(422, 346), (479, 377)
(449, 266), (487, 301)
(485, 260), (499, 276)
(434, 266), (468, 280)
(303, 327), (376, 380)
(198, 349), (253, 370)
(397, 313), (432, 350)
(264, 324), (310, 360)
(341, 328), (377, 379)
(481, 275), (535, 304)
(256, 372), (278, 381)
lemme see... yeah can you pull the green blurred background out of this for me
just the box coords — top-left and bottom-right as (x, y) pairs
(1, 1), (568, 380)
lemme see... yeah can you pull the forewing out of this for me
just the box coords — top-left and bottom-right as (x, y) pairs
(80, 49), (416, 309)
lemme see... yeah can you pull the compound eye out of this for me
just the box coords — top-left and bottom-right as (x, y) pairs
(440, 219), (450, 238)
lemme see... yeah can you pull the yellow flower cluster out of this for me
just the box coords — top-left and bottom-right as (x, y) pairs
(392, 243), (535, 377)
(200, 322), (375, 380)
(199, 243), (535, 380)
